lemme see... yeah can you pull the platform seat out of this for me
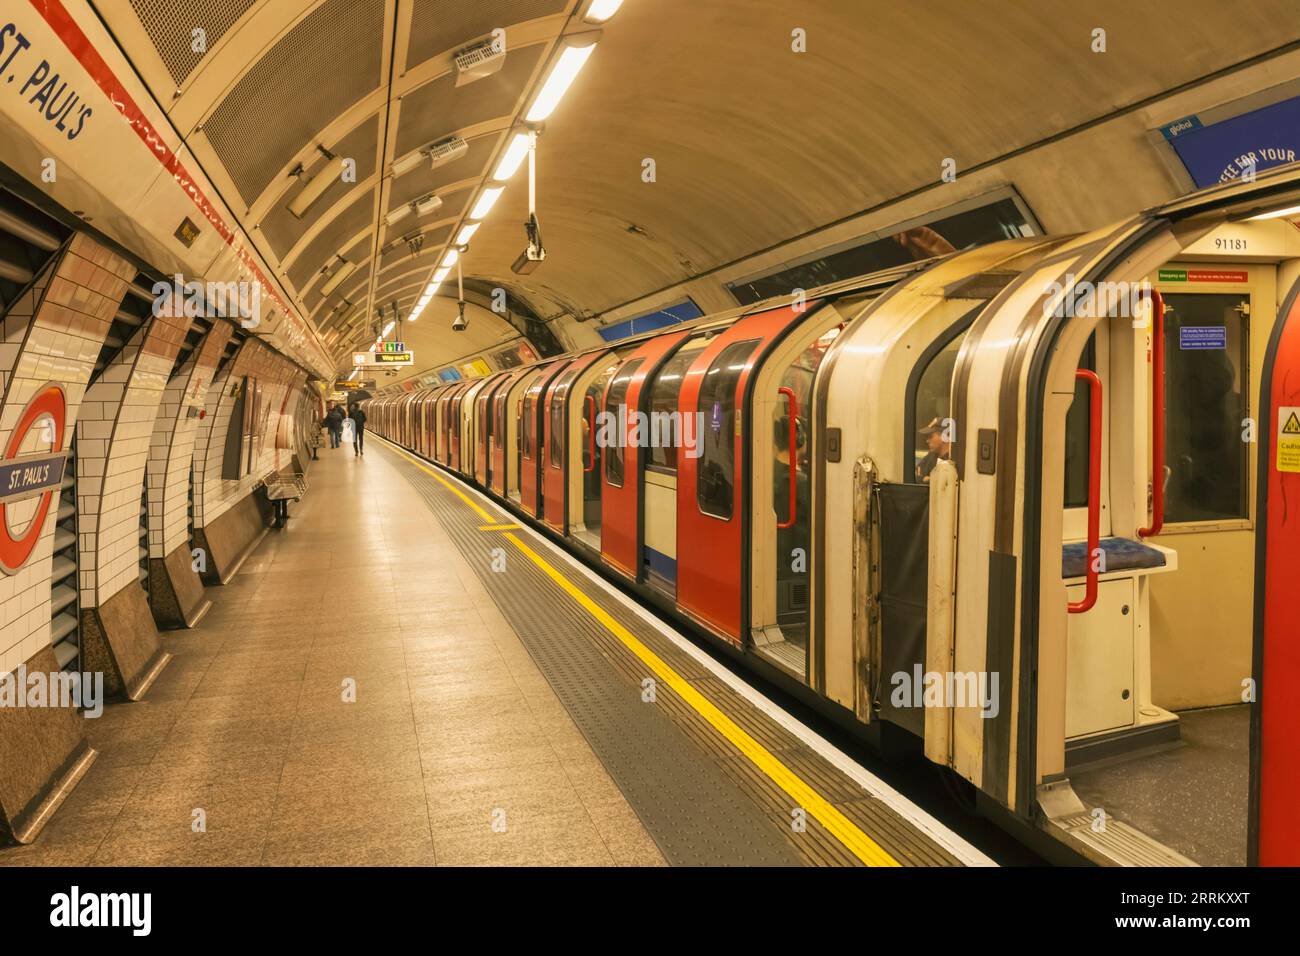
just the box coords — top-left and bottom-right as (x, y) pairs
(1061, 536), (1166, 579)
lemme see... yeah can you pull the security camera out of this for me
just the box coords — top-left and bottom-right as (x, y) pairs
(452, 300), (467, 332)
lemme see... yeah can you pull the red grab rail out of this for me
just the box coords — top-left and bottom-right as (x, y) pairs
(1069, 369), (1103, 614)
(778, 387), (798, 530)
(1138, 289), (1166, 537)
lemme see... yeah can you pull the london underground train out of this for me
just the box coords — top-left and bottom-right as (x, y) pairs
(366, 165), (1300, 867)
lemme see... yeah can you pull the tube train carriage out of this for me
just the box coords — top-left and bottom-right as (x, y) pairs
(365, 166), (1300, 867)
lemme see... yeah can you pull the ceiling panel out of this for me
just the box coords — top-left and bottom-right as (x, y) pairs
(129, 0), (258, 86)
(407, 0), (568, 68)
(287, 193), (375, 291)
(205, 0), (385, 205)
(393, 44), (543, 159)
(259, 115), (380, 259)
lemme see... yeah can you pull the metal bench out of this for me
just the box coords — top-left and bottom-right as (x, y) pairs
(259, 471), (308, 528)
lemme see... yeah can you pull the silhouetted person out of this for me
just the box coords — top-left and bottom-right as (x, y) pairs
(916, 417), (951, 482)
(324, 402), (344, 449)
(349, 404), (366, 457)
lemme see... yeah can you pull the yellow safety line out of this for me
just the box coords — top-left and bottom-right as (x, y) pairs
(376, 436), (900, 866)
(478, 523), (521, 531)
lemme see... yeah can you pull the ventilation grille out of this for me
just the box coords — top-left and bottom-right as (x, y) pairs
(50, 442), (79, 671)
(129, 0), (257, 86)
(204, 0), (384, 205)
(406, 0), (567, 69)
(386, 136), (490, 213)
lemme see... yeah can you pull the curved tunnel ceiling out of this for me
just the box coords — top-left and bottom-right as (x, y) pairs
(101, 0), (1300, 377)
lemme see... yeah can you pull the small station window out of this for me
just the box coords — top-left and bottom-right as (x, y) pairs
(1162, 292), (1250, 523)
(697, 339), (760, 519)
(603, 358), (644, 487)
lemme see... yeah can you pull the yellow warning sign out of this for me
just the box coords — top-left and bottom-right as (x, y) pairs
(1278, 406), (1300, 473)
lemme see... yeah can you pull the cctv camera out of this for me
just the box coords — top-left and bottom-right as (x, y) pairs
(452, 300), (467, 332)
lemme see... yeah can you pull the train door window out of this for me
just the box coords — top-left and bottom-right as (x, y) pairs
(603, 359), (644, 487)
(697, 340), (761, 520)
(1162, 293), (1249, 523)
(770, 325), (840, 659)
(907, 327), (968, 483)
(550, 370), (580, 469)
(646, 345), (702, 472)
(581, 358), (624, 538)
(522, 393), (536, 460)
(1063, 333), (1098, 508)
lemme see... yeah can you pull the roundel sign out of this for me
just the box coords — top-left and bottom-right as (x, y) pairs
(0, 385), (68, 575)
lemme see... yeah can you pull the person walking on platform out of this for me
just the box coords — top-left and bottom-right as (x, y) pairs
(348, 403), (367, 457)
(323, 402), (343, 449)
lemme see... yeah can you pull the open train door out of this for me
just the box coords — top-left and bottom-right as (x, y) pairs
(1251, 269), (1300, 866)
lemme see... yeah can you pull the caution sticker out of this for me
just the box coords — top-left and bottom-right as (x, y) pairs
(1278, 406), (1300, 473)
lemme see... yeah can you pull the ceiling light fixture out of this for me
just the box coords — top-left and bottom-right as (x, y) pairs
(318, 256), (357, 296)
(1248, 203), (1300, 221)
(469, 187), (503, 221)
(526, 33), (600, 123)
(286, 145), (338, 218)
(456, 223), (481, 245)
(492, 132), (531, 181)
(584, 0), (624, 22)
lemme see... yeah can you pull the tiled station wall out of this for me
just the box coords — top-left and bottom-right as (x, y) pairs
(191, 336), (306, 532)
(0, 232), (314, 679)
(0, 235), (131, 678)
(146, 324), (232, 560)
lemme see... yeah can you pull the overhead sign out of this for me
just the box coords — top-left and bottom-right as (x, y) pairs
(1163, 95), (1300, 188)
(353, 350), (414, 366)
(0, 384), (66, 575)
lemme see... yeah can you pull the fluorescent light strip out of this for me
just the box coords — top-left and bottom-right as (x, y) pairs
(442, 248), (459, 268)
(456, 223), (481, 245)
(526, 42), (597, 122)
(585, 0), (623, 22)
(469, 187), (503, 220)
(1249, 203), (1300, 221)
(492, 133), (531, 181)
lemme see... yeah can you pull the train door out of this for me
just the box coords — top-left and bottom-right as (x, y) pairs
(543, 352), (607, 533)
(569, 352), (625, 549)
(521, 361), (569, 517)
(445, 383), (465, 469)
(461, 379), (487, 478)
(476, 375), (504, 485)
(748, 313), (844, 680)
(1252, 262), (1300, 866)
(601, 332), (690, 581)
(678, 302), (823, 644)
(491, 370), (524, 496)
(506, 368), (540, 503)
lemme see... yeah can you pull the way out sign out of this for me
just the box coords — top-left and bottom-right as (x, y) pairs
(1278, 406), (1300, 473)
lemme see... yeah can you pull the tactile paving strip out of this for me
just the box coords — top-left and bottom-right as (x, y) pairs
(382, 441), (960, 867)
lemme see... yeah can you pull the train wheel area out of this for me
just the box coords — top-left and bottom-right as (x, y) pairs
(5, 0), (1300, 937)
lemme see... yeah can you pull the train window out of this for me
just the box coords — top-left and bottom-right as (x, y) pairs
(908, 329), (967, 482)
(522, 393), (535, 459)
(697, 340), (761, 520)
(1162, 293), (1249, 523)
(549, 371), (580, 469)
(1063, 334), (1097, 508)
(646, 348), (699, 471)
(603, 358), (644, 487)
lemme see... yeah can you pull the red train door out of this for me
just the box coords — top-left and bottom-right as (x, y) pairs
(521, 360), (569, 518)
(1252, 278), (1300, 866)
(676, 303), (820, 644)
(601, 332), (690, 579)
(476, 378), (498, 485)
(543, 352), (607, 533)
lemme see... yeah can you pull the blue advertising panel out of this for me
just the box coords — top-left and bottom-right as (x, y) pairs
(597, 299), (703, 342)
(437, 368), (462, 382)
(1163, 95), (1300, 188)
